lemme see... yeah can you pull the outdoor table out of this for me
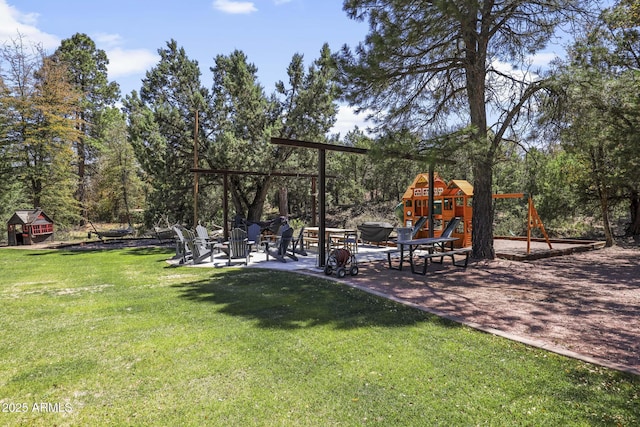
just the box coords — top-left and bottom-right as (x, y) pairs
(304, 227), (357, 253)
(388, 237), (458, 271)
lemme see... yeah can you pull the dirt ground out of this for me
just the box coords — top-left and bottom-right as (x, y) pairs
(331, 244), (640, 375)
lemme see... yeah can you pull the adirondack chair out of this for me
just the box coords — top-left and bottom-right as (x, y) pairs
(223, 227), (252, 266)
(182, 227), (214, 265)
(246, 223), (262, 252)
(291, 227), (307, 257)
(195, 224), (211, 244)
(265, 226), (298, 262)
(172, 225), (193, 264)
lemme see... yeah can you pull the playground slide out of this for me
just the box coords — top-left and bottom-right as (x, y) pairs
(412, 216), (427, 238)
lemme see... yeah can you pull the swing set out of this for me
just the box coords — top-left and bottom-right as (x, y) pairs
(400, 173), (552, 254)
(493, 193), (552, 254)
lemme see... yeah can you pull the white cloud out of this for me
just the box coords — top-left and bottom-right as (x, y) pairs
(527, 52), (559, 68)
(212, 0), (257, 14)
(491, 59), (540, 83)
(87, 32), (157, 79)
(0, 1), (156, 88)
(105, 47), (158, 78)
(331, 104), (372, 137)
(93, 32), (124, 49)
(0, 0), (59, 49)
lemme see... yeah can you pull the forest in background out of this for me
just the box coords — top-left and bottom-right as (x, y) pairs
(1, 1), (639, 253)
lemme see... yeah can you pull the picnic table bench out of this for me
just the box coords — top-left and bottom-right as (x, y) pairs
(386, 236), (471, 275)
(410, 247), (472, 275)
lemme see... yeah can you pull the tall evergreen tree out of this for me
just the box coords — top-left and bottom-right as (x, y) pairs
(0, 71), (26, 237)
(207, 49), (276, 221)
(124, 40), (208, 226)
(544, 0), (640, 242)
(0, 35), (81, 226)
(91, 107), (146, 224)
(207, 45), (340, 221)
(53, 33), (120, 224)
(337, 0), (595, 259)
(32, 56), (83, 224)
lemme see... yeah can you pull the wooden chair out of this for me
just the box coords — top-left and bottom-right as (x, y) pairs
(182, 226), (214, 264)
(223, 227), (252, 266)
(247, 223), (262, 252)
(265, 226), (296, 262)
(172, 225), (193, 264)
(195, 224), (211, 244)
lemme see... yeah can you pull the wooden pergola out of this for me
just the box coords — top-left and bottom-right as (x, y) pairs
(191, 137), (449, 267)
(190, 168), (334, 241)
(270, 138), (446, 267)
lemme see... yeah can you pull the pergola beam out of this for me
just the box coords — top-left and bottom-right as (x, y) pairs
(270, 137), (368, 155)
(191, 168), (328, 178)
(191, 167), (334, 240)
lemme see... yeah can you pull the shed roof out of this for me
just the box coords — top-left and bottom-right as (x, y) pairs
(7, 208), (53, 226)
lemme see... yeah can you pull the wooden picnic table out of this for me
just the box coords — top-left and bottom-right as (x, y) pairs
(387, 237), (458, 271)
(304, 227), (358, 253)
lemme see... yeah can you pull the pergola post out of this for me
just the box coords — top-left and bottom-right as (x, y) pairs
(311, 177), (317, 227)
(428, 164), (435, 238)
(223, 172), (229, 241)
(319, 148), (326, 267)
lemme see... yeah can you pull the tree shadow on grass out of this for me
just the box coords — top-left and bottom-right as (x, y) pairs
(23, 246), (174, 258)
(172, 268), (460, 330)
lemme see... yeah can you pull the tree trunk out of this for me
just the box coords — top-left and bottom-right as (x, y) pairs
(599, 192), (615, 247)
(76, 128), (87, 226)
(471, 156), (495, 259)
(278, 187), (288, 217)
(627, 189), (640, 236)
(465, 35), (494, 259)
(121, 167), (132, 226)
(246, 176), (272, 222)
(591, 148), (614, 247)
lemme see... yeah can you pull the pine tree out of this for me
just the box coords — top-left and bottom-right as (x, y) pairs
(0, 35), (82, 226)
(337, 0), (595, 258)
(124, 40), (208, 226)
(53, 33), (120, 224)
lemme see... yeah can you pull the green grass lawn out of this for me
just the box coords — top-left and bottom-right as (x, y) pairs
(0, 247), (638, 426)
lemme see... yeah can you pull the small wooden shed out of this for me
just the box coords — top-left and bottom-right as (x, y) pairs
(7, 208), (54, 245)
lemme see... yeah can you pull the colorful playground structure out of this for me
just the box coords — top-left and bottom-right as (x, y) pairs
(399, 172), (551, 252)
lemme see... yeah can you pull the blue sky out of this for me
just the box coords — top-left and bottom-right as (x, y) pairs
(0, 0), (370, 135)
(2, 0), (599, 137)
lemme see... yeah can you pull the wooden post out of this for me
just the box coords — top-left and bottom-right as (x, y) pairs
(428, 164), (435, 238)
(279, 187), (288, 217)
(319, 149), (326, 266)
(527, 198), (532, 254)
(311, 177), (317, 227)
(223, 172), (229, 241)
(527, 196), (552, 253)
(193, 110), (199, 227)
